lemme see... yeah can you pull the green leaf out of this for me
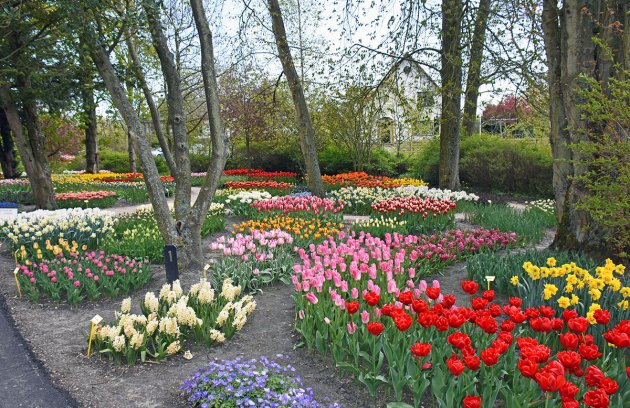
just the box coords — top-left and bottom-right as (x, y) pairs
(386, 403), (413, 408)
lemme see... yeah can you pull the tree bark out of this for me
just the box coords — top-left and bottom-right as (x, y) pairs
(0, 108), (18, 178)
(82, 85), (99, 173)
(462, 0), (491, 138)
(189, 0), (231, 269)
(439, 0), (464, 190)
(125, 31), (176, 176)
(142, 0), (192, 223)
(127, 129), (136, 173)
(90, 44), (177, 244)
(0, 85), (56, 209)
(266, 0), (325, 197)
(542, 0), (628, 256)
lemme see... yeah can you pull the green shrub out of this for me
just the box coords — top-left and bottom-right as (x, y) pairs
(99, 151), (131, 173)
(318, 145), (354, 175)
(411, 138), (440, 186)
(411, 135), (553, 197)
(460, 135), (553, 196)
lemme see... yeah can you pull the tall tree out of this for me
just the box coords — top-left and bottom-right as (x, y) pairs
(267, 0), (325, 196)
(462, 0), (492, 137)
(541, 0), (628, 256)
(0, 2), (59, 208)
(0, 109), (18, 178)
(72, 0), (229, 270)
(439, 0), (464, 189)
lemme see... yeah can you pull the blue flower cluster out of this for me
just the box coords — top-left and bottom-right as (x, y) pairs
(289, 191), (312, 198)
(0, 201), (19, 208)
(181, 354), (341, 408)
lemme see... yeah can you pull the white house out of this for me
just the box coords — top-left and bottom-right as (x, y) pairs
(372, 58), (440, 150)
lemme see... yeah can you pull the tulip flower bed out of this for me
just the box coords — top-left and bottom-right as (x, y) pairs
(294, 260), (630, 407)
(0, 180), (35, 205)
(222, 189), (273, 217)
(250, 195), (345, 222)
(349, 215), (408, 237)
(91, 278), (256, 364)
(16, 249), (151, 304)
(233, 215), (344, 247)
(223, 180), (294, 194)
(209, 229), (296, 293)
(102, 205), (225, 262)
(465, 203), (557, 244)
(0, 208), (115, 256)
(467, 249), (600, 302)
(371, 197), (457, 234)
(181, 355), (340, 407)
(322, 172), (428, 189)
(55, 190), (118, 209)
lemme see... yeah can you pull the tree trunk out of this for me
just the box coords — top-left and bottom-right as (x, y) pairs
(142, 0), (193, 222)
(0, 85), (56, 209)
(82, 85), (99, 173)
(127, 130), (136, 173)
(542, 0), (628, 256)
(90, 45), (177, 245)
(439, 0), (464, 190)
(0, 108), (19, 178)
(125, 31), (176, 176)
(266, 0), (325, 197)
(463, 0), (491, 138)
(189, 0), (231, 270)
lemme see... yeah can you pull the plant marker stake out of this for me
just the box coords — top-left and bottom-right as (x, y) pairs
(13, 267), (22, 298)
(485, 275), (495, 291)
(203, 264), (210, 281)
(87, 314), (103, 358)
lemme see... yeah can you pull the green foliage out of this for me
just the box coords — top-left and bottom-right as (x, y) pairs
(572, 73), (630, 260)
(211, 249), (295, 295)
(99, 151), (132, 173)
(318, 145), (354, 175)
(466, 249), (599, 303)
(102, 208), (225, 263)
(460, 135), (553, 196)
(0, 184), (34, 205)
(411, 138), (440, 186)
(464, 203), (555, 244)
(412, 135), (553, 197)
(319, 144), (409, 177)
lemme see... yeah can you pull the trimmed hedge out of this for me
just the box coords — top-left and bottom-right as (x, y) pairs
(413, 135), (553, 197)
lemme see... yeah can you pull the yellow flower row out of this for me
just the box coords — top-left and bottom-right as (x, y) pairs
(520, 258), (628, 317)
(233, 216), (343, 241)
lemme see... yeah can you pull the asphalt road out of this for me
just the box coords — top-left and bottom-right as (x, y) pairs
(0, 294), (78, 408)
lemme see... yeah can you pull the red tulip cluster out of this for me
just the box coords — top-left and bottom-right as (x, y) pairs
(371, 196), (456, 218)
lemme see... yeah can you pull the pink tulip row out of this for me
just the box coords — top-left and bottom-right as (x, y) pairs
(251, 195), (345, 215)
(291, 229), (517, 296)
(19, 251), (145, 285)
(209, 229), (294, 261)
(371, 196), (456, 217)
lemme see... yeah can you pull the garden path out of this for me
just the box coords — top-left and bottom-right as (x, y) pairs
(0, 288), (78, 408)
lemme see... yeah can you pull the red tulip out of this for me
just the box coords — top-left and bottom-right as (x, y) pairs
(462, 396), (481, 408)
(366, 322), (384, 336)
(583, 388), (610, 408)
